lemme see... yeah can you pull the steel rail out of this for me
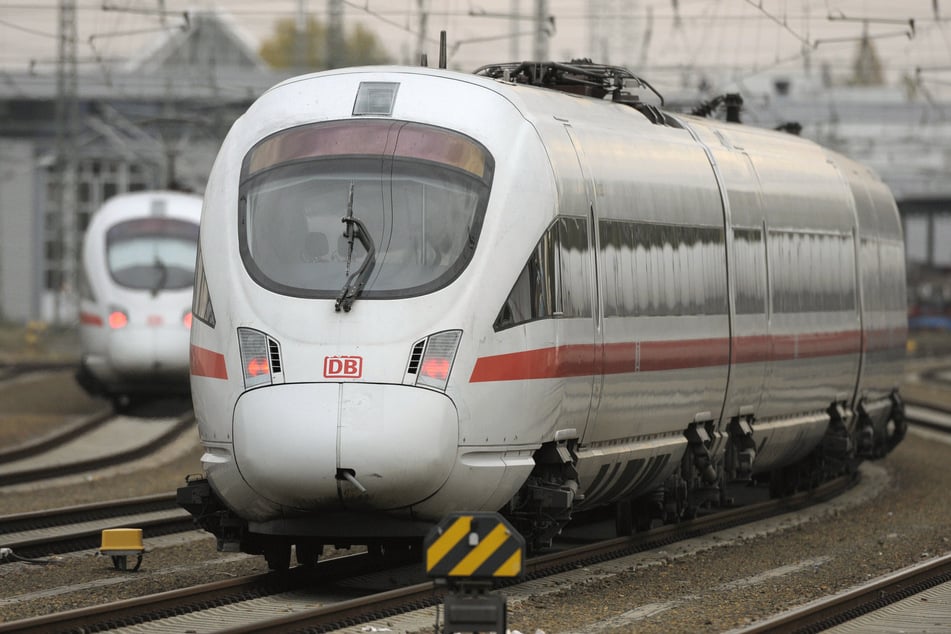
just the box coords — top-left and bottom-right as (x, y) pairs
(0, 552), (387, 634)
(735, 552), (951, 633)
(0, 412), (194, 486)
(0, 474), (855, 633)
(0, 407), (113, 463)
(0, 492), (192, 561)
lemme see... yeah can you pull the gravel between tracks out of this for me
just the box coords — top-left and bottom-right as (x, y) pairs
(503, 429), (951, 633)
(0, 370), (107, 447)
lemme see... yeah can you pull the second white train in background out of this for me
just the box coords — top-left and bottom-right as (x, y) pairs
(179, 61), (906, 570)
(76, 190), (202, 410)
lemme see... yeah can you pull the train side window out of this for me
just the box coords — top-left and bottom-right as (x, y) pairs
(494, 217), (590, 331)
(840, 235), (857, 311)
(557, 217), (592, 318)
(733, 228), (766, 314)
(769, 230), (857, 313)
(599, 219), (727, 317)
(860, 238), (905, 313)
(193, 244), (216, 328)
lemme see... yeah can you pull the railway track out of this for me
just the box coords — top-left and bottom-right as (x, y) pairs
(0, 493), (191, 563)
(733, 552), (951, 633)
(722, 399), (951, 633)
(0, 407), (113, 464)
(0, 361), (76, 384)
(0, 472), (859, 633)
(0, 409), (194, 487)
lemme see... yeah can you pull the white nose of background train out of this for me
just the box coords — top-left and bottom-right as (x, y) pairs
(231, 382), (459, 511)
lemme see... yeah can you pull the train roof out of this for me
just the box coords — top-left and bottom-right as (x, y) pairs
(88, 189), (203, 232)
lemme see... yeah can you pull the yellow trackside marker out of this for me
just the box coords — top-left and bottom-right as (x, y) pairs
(425, 512), (524, 634)
(424, 512), (525, 580)
(449, 523), (509, 577)
(426, 515), (472, 573)
(99, 528), (145, 572)
(494, 547), (523, 577)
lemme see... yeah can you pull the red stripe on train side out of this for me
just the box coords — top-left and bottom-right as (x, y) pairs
(190, 344), (229, 379)
(467, 344), (596, 381)
(79, 311), (103, 327)
(864, 324), (908, 353)
(470, 329), (876, 383)
(470, 337), (730, 383)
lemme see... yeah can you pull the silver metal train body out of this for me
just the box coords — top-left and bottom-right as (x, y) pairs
(180, 64), (906, 567)
(76, 190), (202, 408)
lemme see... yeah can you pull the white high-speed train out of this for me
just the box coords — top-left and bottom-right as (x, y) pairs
(76, 190), (202, 409)
(178, 62), (906, 570)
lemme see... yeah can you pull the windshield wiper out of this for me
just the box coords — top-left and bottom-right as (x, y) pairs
(335, 183), (376, 312)
(151, 257), (168, 297)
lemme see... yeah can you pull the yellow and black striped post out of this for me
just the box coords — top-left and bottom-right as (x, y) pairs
(425, 513), (524, 633)
(425, 512), (525, 581)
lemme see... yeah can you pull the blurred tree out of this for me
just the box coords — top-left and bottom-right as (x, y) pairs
(259, 17), (392, 69)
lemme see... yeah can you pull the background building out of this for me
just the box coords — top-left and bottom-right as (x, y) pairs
(1, 5), (948, 324)
(0, 10), (285, 323)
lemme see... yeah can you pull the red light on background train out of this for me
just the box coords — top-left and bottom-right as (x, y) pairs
(246, 357), (269, 377)
(420, 357), (450, 381)
(108, 311), (128, 329)
(183, 312), (193, 329)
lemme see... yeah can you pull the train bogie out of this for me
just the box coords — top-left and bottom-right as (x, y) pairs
(179, 62), (907, 565)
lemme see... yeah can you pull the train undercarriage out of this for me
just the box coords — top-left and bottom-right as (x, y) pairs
(503, 393), (906, 551)
(178, 392), (905, 569)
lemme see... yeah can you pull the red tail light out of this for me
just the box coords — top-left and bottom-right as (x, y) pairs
(108, 311), (128, 329)
(237, 328), (275, 389)
(246, 357), (269, 377)
(420, 357), (450, 381)
(183, 312), (193, 329)
(416, 330), (462, 391)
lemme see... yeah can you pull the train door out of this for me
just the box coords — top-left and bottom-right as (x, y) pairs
(563, 124), (603, 440)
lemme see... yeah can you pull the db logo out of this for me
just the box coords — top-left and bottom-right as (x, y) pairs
(323, 355), (363, 378)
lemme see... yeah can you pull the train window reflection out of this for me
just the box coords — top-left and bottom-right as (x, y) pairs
(106, 218), (199, 291)
(768, 230), (856, 313)
(734, 228), (766, 314)
(495, 217), (592, 331)
(239, 121), (493, 299)
(599, 220), (727, 317)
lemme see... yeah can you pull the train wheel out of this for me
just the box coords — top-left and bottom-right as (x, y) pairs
(111, 394), (133, 414)
(295, 542), (322, 568)
(769, 465), (798, 498)
(615, 499), (633, 537)
(367, 541), (421, 564)
(264, 541), (291, 571)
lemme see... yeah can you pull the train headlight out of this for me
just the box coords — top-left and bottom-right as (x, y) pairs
(237, 327), (284, 389)
(416, 330), (462, 391)
(108, 309), (129, 329)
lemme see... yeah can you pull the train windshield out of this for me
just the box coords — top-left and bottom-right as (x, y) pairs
(106, 218), (199, 291)
(238, 119), (494, 300)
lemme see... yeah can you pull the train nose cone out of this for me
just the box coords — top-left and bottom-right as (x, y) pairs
(232, 383), (458, 510)
(108, 326), (189, 375)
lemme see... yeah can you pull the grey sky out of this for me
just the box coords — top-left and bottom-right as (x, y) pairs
(1, 1), (949, 97)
